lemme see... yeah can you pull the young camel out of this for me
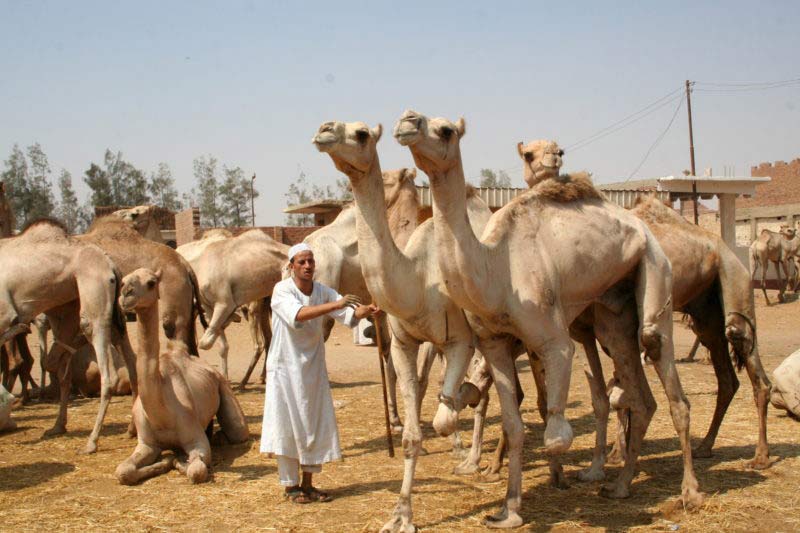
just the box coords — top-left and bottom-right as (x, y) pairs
(395, 110), (702, 528)
(0, 219), (135, 453)
(313, 121), (486, 533)
(750, 226), (796, 304)
(115, 268), (249, 485)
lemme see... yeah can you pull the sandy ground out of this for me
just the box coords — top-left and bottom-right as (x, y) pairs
(1, 292), (799, 532)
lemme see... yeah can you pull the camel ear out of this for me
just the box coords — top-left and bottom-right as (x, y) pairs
(404, 168), (417, 181)
(517, 141), (525, 159)
(455, 117), (466, 138)
(371, 124), (383, 142)
(153, 269), (162, 281)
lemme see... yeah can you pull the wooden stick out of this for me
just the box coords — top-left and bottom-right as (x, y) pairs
(372, 315), (395, 458)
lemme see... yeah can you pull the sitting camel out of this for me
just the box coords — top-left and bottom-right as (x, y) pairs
(0, 219), (135, 453)
(750, 226), (796, 304)
(0, 383), (14, 432)
(115, 268), (249, 485)
(770, 348), (800, 419)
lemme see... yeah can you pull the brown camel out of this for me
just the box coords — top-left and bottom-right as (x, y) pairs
(0, 219), (136, 453)
(78, 216), (206, 355)
(109, 205), (164, 243)
(313, 120), (489, 533)
(395, 111), (701, 528)
(115, 268), (249, 485)
(750, 226), (796, 304)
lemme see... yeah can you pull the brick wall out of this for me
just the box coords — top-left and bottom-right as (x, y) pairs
(740, 158), (800, 208)
(175, 207), (201, 247)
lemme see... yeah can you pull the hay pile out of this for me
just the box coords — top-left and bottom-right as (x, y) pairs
(1, 296), (800, 531)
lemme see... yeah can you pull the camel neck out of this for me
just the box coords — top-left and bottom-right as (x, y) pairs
(347, 156), (420, 318)
(134, 304), (170, 424)
(427, 153), (498, 314)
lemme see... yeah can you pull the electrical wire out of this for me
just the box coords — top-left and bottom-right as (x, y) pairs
(626, 97), (684, 180)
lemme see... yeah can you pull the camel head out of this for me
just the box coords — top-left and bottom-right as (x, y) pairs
(779, 224), (797, 240)
(517, 140), (563, 187)
(382, 167), (417, 207)
(119, 268), (162, 312)
(312, 120), (383, 179)
(393, 110), (466, 177)
(111, 205), (156, 235)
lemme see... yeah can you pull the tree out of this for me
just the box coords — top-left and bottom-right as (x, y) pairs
(26, 143), (56, 220)
(84, 162), (113, 206)
(334, 177), (353, 201)
(84, 149), (148, 207)
(193, 155), (221, 227)
(219, 166), (258, 227)
(479, 168), (512, 188)
(148, 162), (182, 211)
(283, 169), (339, 226)
(1, 144), (29, 227)
(56, 169), (81, 233)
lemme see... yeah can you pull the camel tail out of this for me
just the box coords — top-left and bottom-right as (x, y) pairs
(216, 380), (249, 443)
(112, 268), (127, 337)
(188, 267), (208, 329)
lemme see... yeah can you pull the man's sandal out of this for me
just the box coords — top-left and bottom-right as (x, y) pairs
(303, 487), (333, 502)
(285, 488), (313, 504)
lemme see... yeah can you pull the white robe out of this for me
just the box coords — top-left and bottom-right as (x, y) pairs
(260, 277), (357, 464)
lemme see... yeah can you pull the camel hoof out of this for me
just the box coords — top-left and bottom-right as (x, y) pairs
(680, 488), (705, 510)
(483, 509), (523, 529)
(691, 445), (713, 459)
(379, 516), (417, 533)
(599, 482), (630, 499)
(480, 467), (503, 483)
(43, 425), (67, 438)
(606, 451), (624, 466)
(576, 467), (606, 482)
(453, 460), (480, 476)
(747, 455), (777, 470)
(544, 414), (573, 454)
(391, 424), (403, 435)
(80, 441), (98, 455)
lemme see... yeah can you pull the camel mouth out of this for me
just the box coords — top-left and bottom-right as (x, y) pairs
(312, 133), (338, 151)
(393, 128), (420, 146)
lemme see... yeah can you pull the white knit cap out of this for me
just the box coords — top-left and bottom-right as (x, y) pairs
(288, 242), (313, 261)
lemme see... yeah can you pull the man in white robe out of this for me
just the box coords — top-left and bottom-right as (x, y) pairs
(260, 243), (379, 503)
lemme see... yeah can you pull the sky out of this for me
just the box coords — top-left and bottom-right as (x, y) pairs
(2, 1), (798, 225)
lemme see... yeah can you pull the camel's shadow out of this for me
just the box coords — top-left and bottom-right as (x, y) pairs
(0, 461), (75, 491)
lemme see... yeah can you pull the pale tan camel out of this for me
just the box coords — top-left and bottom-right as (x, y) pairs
(395, 111), (701, 528)
(314, 120), (488, 533)
(750, 226), (796, 304)
(770, 348), (800, 419)
(78, 216), (206, 355)
(0, 383), (14, 432)
(109, 205), (164, 243)
(305, 168), (421, 430)
(115, 268), (249, 485)
(516, 139), (564, 187)
(44, 334), (132, 397)
(194, 229), (288, 389)
(0, 219), (136, 453)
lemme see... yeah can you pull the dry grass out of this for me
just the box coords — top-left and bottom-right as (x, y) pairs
(1, 293), (800, 532)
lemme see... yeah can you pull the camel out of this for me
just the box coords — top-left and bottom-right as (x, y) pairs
(115, 268), (249, 485)
(1, 333), (37, 404)
(0, 383), (14, 432)
(516, 139), (564, 187)
(109, 205), (164, 243)
(43, 333), (132, 397)
(395, 111), (702, 528)
(305, 167), (421, 430)
(770, 348), (800, 419)
(194, 229), (288, 389)
(750, 226), (796, 304)
(314, 120), (492, 533)
(78, 216), (206, 355)
(0, 219), (136, 453)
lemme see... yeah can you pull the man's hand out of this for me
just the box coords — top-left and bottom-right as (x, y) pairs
(336, 294), (362, 309)
(354, 303), (381, 320)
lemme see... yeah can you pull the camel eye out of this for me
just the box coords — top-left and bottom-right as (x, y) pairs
(558, 149), (564, 157)
(524, 152), (534, 163)
(355, 129), (369, 143)
(439, 126), (453, 139)
(147, 279), (156, 288)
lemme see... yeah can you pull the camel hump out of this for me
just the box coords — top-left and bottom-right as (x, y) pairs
(216, 379), (249, 443)
(19, 217), (69, 239)
(530, 171), (602, 203)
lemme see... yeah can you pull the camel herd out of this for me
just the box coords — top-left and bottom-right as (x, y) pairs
(0, 109), (796, 531)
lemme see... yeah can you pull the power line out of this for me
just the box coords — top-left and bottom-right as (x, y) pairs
(695, 76), (800, 87)
(694, 78), (800, 93)
(564, 86), (684, 153)
(626, 97), (684, 180)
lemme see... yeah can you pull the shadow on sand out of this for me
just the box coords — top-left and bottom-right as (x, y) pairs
(0, 461), (75, 491)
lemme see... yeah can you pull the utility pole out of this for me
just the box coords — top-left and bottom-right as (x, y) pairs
(250, 173), (256, 227)
(685, 79), (699, 225)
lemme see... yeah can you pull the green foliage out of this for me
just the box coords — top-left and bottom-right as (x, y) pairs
(283, 169), (337, 226)
(479, 168), (512, 188)
(83, 149), (149, 207)
(1, 143), (56, 228)
(148, 163), (182, 211)
(219, 166), (258, 227)
(56, 169), (81, 233)
(193, 155), (221, 227)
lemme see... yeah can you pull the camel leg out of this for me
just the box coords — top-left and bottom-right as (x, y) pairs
(607, 404), (629, 466)
(759, 257), (770, 305)
(82, 319), (115, 454)
(380, 332), (422, 533)
(43, 307), (80, 437)
(116, 332), (139, 437)
(216, 331), (229, 381)
(44, 348), (72, 437)
(478, 336), (524, 529)
(116, 442), (173, 485)
(176, 437), (212, 484)
(239, 332), (264, 390)
(454, 381), (490, 475)
(259, 309), (271, 384)
(199, 301), (235, 351)
(37, 323), (49, 395)
(681, 335), (702, 362)
(216, 379), (249, 443)
(773, 260), (785, 303)
(416, 342), (439, 424)
(576, 339), (610, 482)
(690, 309), (738, 459)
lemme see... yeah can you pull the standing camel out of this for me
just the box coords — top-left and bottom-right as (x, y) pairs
(313, 121), (487, 533)
(115, 268), (249, 485)
(0, 219), (136, 453)
(395, 110), (702, 528)
(750, 226), (795, 304)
